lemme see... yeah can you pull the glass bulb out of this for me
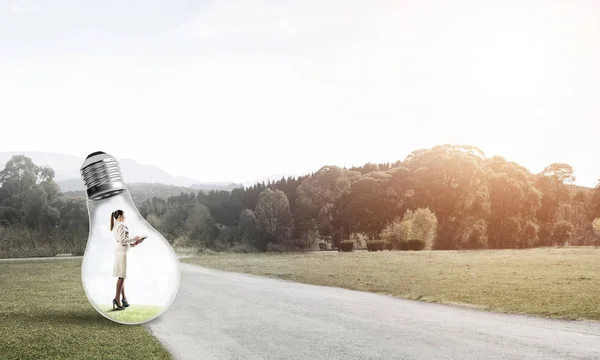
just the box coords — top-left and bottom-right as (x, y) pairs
(79, 151), (180, 325)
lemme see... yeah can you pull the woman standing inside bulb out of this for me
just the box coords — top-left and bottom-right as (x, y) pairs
(110, 209), (145, 310)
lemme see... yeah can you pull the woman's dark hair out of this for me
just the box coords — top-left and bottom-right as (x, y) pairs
(110, 210), (124, 231)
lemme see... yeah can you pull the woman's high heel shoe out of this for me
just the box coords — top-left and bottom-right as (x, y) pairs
(113, 298), (125, 310)
(122, 298), (130, 308)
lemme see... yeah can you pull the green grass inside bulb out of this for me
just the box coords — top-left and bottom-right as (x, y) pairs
(99, 305), (164, 323)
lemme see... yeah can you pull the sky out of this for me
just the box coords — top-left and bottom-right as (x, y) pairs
(1, 0), (599, 186)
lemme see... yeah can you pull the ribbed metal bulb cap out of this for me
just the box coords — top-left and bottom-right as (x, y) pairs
(80, 151), (127, 200)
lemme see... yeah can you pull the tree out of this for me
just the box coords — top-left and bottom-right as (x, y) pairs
(0, 155), (57, 210)
(381, 208), (438, 250)
(296, 166), (360, 247)
(200, 189), (243, 227)
(238, 209), (261, 250)
(589, 184), (600, 220)
(381, 216), (410, 248)
(185, 203), (218, 247)
(297, 219), (319, 252)
(535, 163), (575, 244)
(592, 218), (600, 248)
(551, 220), (573, 246)
(410, 208), (438, 249)
(542, 163), (575, 185)
(255, 188), (293, 245)
(346, 170), (409, 240)
(542, 163), (575, 215)
(404, 144), (488, 249)
(0, 155), (61, 229)
(486, 157), (541, 248)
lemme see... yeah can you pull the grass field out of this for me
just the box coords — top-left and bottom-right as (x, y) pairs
(99, 305), (164, 324)
(182, 247), (600, 321)
(0, 259), (172, 360)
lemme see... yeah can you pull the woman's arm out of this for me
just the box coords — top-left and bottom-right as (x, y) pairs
(116, 223), (139, 246)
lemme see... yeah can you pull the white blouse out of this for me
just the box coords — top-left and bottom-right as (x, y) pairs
(113, 222), (136, 250)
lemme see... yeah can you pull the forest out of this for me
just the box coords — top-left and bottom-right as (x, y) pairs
(2, 144), (600, 257)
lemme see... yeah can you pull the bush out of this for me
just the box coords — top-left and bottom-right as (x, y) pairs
(397, 240), (409, 251)
(384, 241), (393, 250)
(339, 240), (354, 252)
(366, 241), (377, 252)
(173, 235), (193, 248)
(318, 242), (326, 251)
(266, 242), (287, 253)
(0, 225), (87, 258)
(349, 232), (368, 249)
(227, 242), (258, 253)
(552, 220), (574, 246)
(407, 239), (425, 251)
(366, 240), (386, 252)
(593, 219), (600, 248)
(381, 208), (438, 250)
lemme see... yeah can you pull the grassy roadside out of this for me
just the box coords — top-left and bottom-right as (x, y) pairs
(0, 259), (172, 360)
(182, 247), (600, 321)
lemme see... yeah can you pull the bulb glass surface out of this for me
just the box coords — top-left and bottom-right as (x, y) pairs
(81, 190), (180, 325)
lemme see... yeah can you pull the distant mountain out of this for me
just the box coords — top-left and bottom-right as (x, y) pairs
(0, 151), (243, 192)
(190, 182), (244, 192)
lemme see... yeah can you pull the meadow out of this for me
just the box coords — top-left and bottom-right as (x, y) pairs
(0, 259), (171, 360)
(182, 247), (600, 321)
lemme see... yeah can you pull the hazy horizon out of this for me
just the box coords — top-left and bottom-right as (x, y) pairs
(2, 0), (600, 187)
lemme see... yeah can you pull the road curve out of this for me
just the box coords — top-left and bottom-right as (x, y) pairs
(146, 263), (600, 360)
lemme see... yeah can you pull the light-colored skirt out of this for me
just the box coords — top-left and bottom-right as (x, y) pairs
(113, 250), (127, 278)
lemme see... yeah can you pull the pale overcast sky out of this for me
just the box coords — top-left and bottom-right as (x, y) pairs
(1, 0), (599, 186)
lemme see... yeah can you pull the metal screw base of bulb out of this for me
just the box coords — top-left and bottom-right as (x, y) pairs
(80, 151), (126, 200)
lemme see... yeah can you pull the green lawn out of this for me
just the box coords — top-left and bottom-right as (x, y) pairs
(99, 305), (164, 324)
(182, 247), (600, 321)
(0, 259), (172, 360)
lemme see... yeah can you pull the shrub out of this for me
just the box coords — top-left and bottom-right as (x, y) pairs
(410, 208), (438, 249)
(349, 232), (368, 249)
(381, 217), (410, 247)
(593, 219), (600, 248)
(266, 242), (286, 253)
(381, 208), (438, 250)
(460, 219), (488, 250)
(397, 240), (409, 251)
(318, 242), (326, 251)
(173, 235), (193, 248)
(0, 225), (87, 258)
(366, 240), (386, 252)
(227, 242), (258, 253)
(384, 241), (393, 251)
(339, 240), (354, 252)
(407, 239), (425, 251)
(552, 220), (574, 246)
(366, 241), (377, 252)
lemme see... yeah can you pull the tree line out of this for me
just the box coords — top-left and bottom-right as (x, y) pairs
(0, 155), (88, 257)
(139, 144), (600, 252)
(2, 144), (600, 257)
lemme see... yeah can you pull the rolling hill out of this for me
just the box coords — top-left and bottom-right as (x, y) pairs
(0, 151), (243, 192)
(63, 183), (199, 204)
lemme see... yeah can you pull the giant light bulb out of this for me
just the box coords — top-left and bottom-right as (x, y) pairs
(80, 151), (180, 325)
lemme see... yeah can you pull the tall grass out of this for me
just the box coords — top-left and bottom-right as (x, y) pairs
(0, 226), (87, 258)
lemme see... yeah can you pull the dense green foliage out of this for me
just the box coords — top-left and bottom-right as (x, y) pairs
(339, 240), (355, 252)
(63, 183), (196, 204)
(2, 144), (600, 257)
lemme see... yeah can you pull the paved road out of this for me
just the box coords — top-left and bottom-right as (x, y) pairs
(146, 263), (600, 360)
